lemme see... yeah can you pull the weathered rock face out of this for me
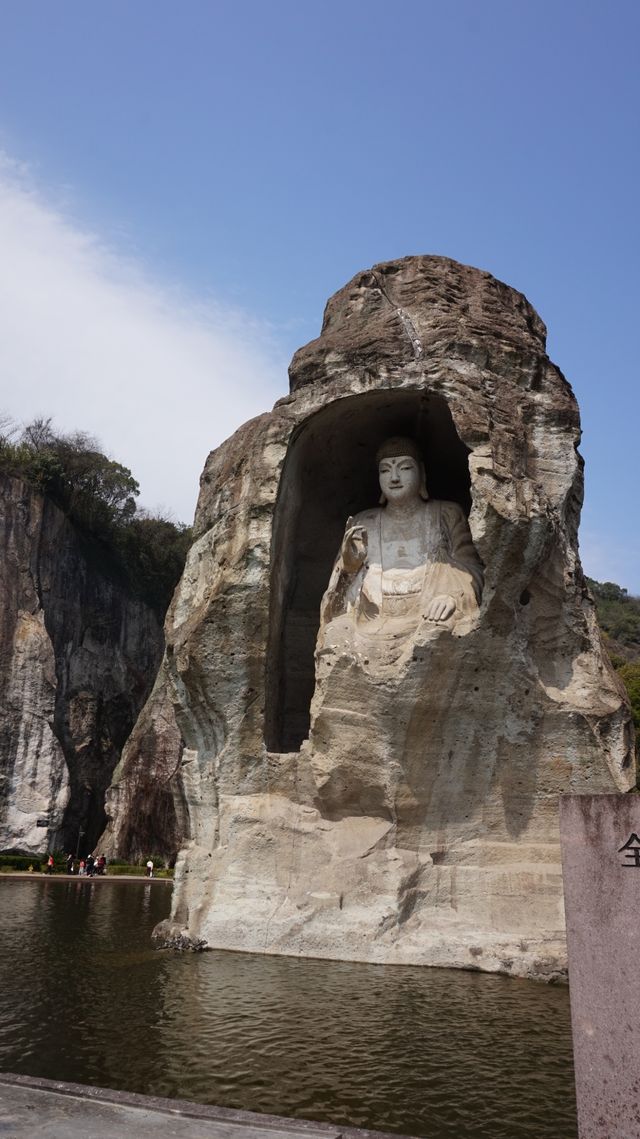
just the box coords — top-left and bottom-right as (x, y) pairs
(103, 657), (187, 862)
(0, 475), (163, 854)
(105, 256), (635, 977)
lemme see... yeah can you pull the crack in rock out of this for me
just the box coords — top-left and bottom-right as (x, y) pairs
(368, 271), (423, 360)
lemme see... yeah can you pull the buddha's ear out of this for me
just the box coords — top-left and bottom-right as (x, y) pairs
(419, 462), (429, 501)
(379, 491), (387, 506)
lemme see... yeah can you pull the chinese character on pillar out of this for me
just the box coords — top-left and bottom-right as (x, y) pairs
(618, 833), (640, 867)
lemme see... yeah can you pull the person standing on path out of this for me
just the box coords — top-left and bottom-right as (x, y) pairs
(146, 859), (154, 878)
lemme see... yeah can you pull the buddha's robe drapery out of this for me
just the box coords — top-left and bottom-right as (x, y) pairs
(318, 500), (483, 651)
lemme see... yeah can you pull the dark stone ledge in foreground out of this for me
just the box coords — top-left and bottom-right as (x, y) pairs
(0, 1073), (419, 1139)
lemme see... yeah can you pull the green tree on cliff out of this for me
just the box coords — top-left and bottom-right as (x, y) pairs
(0, 416), (190, 615)
(10, 417), (139, 527)
(617, 662), (640, 740)
(588, 577), (640, 757)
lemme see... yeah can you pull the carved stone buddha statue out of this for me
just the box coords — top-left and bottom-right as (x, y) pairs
(316, 436), (483, 660)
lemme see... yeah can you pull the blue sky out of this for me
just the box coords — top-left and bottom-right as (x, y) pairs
(0, 0), (638, 589)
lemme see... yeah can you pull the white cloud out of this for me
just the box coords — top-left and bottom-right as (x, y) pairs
(0, 153), (288, 523)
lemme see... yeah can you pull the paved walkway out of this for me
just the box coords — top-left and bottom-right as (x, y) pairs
(0, 1075), (409, 1139)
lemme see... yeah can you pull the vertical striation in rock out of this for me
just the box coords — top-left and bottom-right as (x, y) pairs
(105, 255), (635, 977)
(0, 475), (163, 854)
(103, 656), (187, 861)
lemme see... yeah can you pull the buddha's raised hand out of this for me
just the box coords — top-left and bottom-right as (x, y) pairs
(341, 523), (368, 573)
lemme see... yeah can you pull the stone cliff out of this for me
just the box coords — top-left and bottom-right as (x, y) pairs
(0, 475), (163, 855)
(105, 255), (635, 977)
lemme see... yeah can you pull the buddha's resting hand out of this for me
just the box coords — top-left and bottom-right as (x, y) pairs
(341, 524), (368, 573)
(425, 594), (456, 622)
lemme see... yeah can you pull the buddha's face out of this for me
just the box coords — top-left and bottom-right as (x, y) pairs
(378, 454), (421, 504)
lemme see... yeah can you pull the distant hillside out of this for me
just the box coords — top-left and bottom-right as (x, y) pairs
(587, 578), (640, 752)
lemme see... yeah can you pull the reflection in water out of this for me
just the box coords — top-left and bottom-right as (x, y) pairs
(0, 880), (577, 1138)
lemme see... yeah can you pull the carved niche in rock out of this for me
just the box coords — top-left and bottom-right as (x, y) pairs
(266, 388), (472, 750)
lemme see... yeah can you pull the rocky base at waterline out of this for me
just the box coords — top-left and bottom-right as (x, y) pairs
(105, 255), (635, 979)
(153, 856), (567, 984)
(151, 919), (207, 952)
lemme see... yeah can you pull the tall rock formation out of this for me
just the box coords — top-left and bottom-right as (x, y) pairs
(0, 475), (163, 855)
(105, 256), (635, 977)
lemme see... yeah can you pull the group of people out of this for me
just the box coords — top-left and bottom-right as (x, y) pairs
(62, 853), (107, 876)
(41, 853), (156, 876)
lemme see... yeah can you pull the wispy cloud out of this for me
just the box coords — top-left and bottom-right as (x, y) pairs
(0, 153), (288, 522)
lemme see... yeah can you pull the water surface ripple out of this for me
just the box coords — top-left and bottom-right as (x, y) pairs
(0, 880), (577, 1138)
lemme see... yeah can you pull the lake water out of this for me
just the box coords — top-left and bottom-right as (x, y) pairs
(0, 879), (577, 1138)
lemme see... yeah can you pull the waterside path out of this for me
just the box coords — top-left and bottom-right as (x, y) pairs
(0, 871), (172, 882)
(0, 1074), (415, 1139)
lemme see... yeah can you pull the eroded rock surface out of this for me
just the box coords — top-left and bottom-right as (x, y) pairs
(103, 657), (187, 861)
(0, 476), (163, 854)
(105, 256), (635, 976)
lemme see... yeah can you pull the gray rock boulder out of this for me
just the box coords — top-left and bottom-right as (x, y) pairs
(105, 255), (635, 977)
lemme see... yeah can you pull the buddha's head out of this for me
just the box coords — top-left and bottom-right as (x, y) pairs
(376, 436), (428, 506)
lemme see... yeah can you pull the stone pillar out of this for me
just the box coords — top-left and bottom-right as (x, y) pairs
(560, 794), (640, 1139)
